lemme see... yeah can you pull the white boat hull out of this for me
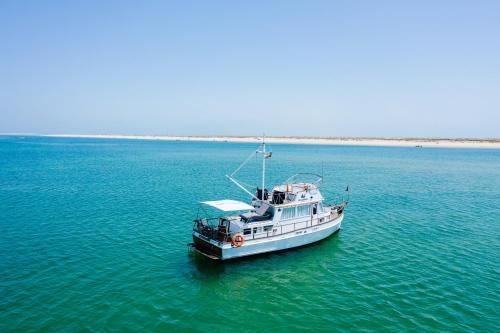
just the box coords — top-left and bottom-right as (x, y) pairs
(193, 213), (343, 260)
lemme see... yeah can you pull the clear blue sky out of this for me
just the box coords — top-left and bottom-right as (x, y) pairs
(1, 1), (499, 138)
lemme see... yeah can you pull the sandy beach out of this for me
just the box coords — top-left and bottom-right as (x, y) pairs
(42, 134), (500, 149)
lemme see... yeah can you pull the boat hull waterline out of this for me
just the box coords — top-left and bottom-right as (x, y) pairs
(192, 213), (343, 260)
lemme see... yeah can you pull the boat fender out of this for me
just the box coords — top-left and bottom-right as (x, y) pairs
(231, 233), (245, 247)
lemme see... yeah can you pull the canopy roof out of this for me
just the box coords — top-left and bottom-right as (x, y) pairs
(201, 200), (254, 212)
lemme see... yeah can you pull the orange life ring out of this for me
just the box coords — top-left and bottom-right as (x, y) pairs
(231, 233), (245, 247)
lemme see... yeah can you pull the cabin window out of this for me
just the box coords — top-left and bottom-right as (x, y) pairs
(318, 202), (324, 213)
(263, 225), (273, 232)
(253, 227), (262, 233)
(296, 205), (311, 217)
(281, 207), (296, 220)
(243, 228), (251, 235)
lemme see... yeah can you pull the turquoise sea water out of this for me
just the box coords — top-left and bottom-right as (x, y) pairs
(1, 136), (499, 332)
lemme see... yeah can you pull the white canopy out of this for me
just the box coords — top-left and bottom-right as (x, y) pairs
(201, 200), (254, 212)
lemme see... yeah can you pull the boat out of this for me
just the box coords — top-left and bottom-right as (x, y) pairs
(189, 137), (349, 260)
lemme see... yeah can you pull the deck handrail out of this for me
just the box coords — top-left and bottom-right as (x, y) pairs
(195, 211), (341, 246)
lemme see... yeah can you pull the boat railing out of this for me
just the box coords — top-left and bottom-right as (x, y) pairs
(194, 204), (344, 245)
(247, 209), (341, 241)
(193, 216), (240, 243)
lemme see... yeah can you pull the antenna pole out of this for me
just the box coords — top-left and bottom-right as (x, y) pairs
(262, 134), (266, 199)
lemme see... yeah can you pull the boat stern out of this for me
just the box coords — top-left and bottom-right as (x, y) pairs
(190, 232), (224, 260)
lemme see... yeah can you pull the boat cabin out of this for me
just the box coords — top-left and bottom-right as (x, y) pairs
(194, 181), (336, 243)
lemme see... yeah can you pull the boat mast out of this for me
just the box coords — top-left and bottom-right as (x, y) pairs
(262, 134), (266, 197)
(226, 134), (271, 201)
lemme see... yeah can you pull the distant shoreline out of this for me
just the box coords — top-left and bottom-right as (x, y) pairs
(15, 134), (496, 149)
(2, 133), (499, 148)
